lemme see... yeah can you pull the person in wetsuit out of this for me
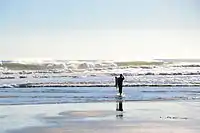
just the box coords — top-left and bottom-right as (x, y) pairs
(117, 74), (125, 96)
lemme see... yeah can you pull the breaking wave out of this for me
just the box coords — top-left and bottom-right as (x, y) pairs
(1, 59), (200, 71)
(1, 59), (200, 89)
(0, 59), (165, 71)
(1, 82), (200, 88)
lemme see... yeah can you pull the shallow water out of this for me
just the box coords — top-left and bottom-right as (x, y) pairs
(0, 87), (200, 105)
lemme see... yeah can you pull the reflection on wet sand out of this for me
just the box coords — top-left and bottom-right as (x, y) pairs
(116, 99), (124, 119)
(4, 101), (200, 133)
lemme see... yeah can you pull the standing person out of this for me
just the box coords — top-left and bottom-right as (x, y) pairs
(117, 74), (125, 96)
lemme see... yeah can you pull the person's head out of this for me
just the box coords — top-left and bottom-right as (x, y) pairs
(120, 74), (123, 77)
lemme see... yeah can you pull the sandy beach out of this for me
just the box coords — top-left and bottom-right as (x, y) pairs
(0, 101), (199, 133)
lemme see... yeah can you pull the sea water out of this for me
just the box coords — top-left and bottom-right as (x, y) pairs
(0, 86), (200, 105)
(1, 59), (200, 105)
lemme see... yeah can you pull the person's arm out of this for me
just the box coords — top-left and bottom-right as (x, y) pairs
(115, 77), (118, 87)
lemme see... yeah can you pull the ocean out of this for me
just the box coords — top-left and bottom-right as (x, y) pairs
(1, 59), (200, 105)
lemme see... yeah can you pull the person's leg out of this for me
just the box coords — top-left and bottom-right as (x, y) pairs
(119, 86), (122, 96)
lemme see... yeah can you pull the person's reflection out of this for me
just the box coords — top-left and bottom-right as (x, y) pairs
(116, 100), (123, 119)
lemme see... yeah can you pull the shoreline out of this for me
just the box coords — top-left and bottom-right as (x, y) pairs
(3, 83), (200, 88)
(0, 99), (195, 106)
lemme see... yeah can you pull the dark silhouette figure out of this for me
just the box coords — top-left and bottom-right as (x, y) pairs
(117, 74), (125, 96)
(116, 100), (123, 119)
(116, 100), (123, 111)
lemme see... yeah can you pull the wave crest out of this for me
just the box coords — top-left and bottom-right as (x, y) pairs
(0, 60), (117, 71)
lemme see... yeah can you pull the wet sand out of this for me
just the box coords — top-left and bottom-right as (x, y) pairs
(1, 101), (200, 133)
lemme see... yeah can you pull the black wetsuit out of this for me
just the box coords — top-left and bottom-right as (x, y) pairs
(118, 76), (124, 95)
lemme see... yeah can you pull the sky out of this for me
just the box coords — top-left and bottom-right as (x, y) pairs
(0, 0), (200, 61)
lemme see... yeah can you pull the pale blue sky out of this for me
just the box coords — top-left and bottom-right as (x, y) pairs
(0, 0), (200, 60)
